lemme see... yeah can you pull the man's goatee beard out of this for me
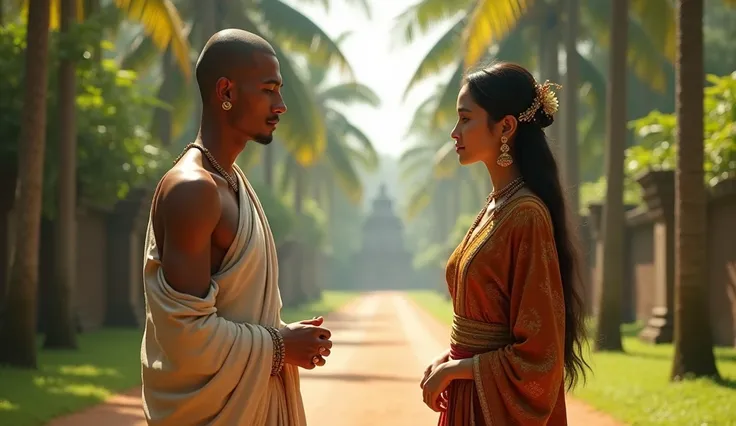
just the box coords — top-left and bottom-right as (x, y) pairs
(253, 134), (273, 145)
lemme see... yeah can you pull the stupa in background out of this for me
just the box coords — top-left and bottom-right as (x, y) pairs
(355, 183), (415, 290)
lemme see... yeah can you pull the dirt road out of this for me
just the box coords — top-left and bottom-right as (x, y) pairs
(47, 292), (623, 425)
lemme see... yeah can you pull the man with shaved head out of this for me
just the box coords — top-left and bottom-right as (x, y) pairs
(140, 29), (331, 426)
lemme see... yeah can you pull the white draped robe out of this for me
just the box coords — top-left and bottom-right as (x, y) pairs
(140, 165), (306, 426)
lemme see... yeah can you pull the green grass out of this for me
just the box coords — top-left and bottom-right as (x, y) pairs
(409, 289), (736, 426)
(0, 291), (358, 426)
(0, 329), (144, 426)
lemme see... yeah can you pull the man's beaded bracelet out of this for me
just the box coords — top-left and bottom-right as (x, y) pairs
(264, 325), (285, 376)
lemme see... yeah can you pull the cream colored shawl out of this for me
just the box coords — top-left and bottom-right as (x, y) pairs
(140, 165), (306, 426)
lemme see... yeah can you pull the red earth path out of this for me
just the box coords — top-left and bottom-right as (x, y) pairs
(47, 292), (625, 426)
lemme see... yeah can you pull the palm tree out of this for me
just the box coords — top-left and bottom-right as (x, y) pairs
(594, 0), (628, 352)
(392, 0), (676, 248)
(0, 0), (52, 368)
(119, 0), (360, 171)
(39, 0), (190, 348)
(561, 0), (579, 213)
(398, 88), (487, 240)
(8, 0), (191, 75)
(670, 0), (720, 381)
(393, 0), (677, 195)
(300, 65), (380, 205)
(273, 66), (380, 301)
(43, 0), (77, 349)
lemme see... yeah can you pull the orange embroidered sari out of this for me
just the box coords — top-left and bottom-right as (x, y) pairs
(439, 195), (567, 426)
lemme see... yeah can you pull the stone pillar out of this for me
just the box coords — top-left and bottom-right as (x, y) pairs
(637, 170), (676, 344)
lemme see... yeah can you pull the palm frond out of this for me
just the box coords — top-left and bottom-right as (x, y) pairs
(404, 93), (440, 139)
(113, 0), (191, 79)
(431, 61), (464, 128)
(118, 31), (159, 72)
(330, 111), (379, 171)
(432, 141), (459, 178)
(291, 0), (372, 18)
(324, 130), (363, 203)
(274, 45), (328, 165)
(399, 144), (433, 164)
(627, 16), (670, 92)
(630, 0), (675, 62)
(392, 0), (470, 44)
(492, 15), (534, 66)
(290, 0), (329, 12)
(582, 0), (669, 92)
(259, 0), (355, 78)
(578, 50), (606, 136)
(319, 82), (380, 107)
(341, 0), (372, 19)
(225, 2), (328, 166)
(170, 68), (195, 139)
(463, 0), (534, 67)
(402, 14), (466, 98)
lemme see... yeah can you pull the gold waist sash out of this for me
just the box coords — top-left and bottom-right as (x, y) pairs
(450, 313), (514, 352)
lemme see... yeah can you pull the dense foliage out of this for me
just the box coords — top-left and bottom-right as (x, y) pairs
(580, 72), (736, 210)
(626, 73), (736, 186)
(0, 22), (168, 217)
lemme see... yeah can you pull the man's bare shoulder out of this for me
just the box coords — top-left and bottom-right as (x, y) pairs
(157, 165), (221, 229)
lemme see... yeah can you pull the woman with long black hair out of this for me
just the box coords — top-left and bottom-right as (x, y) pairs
(419, 62), (590, 425)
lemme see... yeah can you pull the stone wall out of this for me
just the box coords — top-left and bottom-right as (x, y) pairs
(0, 190), (150, 332)
(586, 171), (736, 347)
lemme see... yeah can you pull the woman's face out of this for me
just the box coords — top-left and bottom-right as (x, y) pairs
(450, 84), (501, 166)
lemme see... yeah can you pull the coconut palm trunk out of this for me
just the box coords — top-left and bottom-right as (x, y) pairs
(44, 0), (79, 349)
(670, 0), (720, 381)
(594, 0), (628, 352)
(0, 0), (52, 368)
(562, 0), (579, 214)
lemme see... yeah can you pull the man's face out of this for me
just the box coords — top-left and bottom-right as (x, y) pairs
(220, 51), (287, 145)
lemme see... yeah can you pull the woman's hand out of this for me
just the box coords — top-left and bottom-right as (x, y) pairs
(421, 361), (454, 412)
(420, 349), (450, 389)
(421, 358), (475, 412)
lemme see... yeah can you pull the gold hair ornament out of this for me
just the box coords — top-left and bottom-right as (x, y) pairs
(517, 80), (562, 123)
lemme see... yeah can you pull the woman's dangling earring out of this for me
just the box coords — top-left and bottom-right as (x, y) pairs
(222, 101), (232, 111)
(497, 135), (513, 167)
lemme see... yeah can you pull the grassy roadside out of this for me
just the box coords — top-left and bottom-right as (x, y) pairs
(407, 289), (736, 426)
(0, 290), (358, 426)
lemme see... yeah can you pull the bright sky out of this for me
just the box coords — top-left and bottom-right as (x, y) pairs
(284, 0), (456, 158)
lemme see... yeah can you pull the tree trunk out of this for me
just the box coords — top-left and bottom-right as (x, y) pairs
(0, 0), (52, 368)
(44, 0), (79, 349)
(670, 0), (720, 381)
(595, 0), (628, 352)
(562, 0), (579, 215)
(542, 3), (561, 156)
